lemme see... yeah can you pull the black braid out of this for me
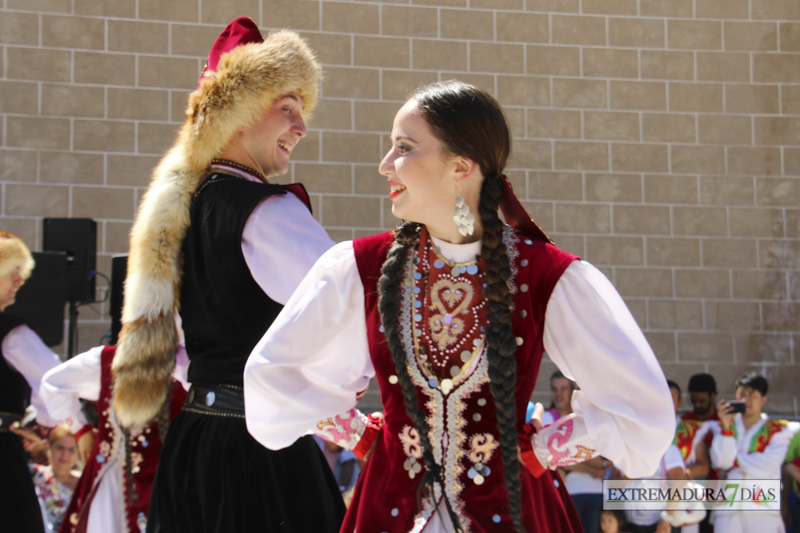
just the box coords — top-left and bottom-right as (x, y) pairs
(479, 174), (525, 532)
(389, 80), (525, 530)
(377, 221), (463, 531)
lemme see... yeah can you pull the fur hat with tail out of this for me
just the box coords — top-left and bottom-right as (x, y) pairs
(112, 18), (321, 429)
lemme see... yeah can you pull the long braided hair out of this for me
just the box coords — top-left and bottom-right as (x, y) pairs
(377, 81), (525, 532)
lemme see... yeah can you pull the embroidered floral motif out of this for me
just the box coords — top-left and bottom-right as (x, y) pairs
(674, 418), (704, 461)
(573, 445), (596, 462)
(399, 425), (424, 479)
(429, 279), (474, 350)
(547, 418), (574, 466)
(464, 433), (497, 486)
(316, 408), (368, 449)
(468, 433), (499, 464)
(751, 419), (787, 453)
(411, 229), (487, 379)
(399, 425), (422, 459)
(96, 440), (112, 463)
(130, 452), (144, 474)
(396, 228), (522, 532)
(541, 418), (599, 467)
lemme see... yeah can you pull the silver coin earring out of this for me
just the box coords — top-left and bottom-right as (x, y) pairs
(453, 184), (475, 237)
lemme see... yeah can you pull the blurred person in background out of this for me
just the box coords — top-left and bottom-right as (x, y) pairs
(543, 370), (576, 425)
(782, 430), (800, 532)
(41, 344), (187, 533)
(711, 372), (799, 533)
(30, 424), (81, 532)
(1, 231), (91, 533)
(681, 373), (719, 533)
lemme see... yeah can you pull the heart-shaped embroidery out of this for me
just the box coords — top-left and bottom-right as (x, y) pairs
(429, 278), (474, 349)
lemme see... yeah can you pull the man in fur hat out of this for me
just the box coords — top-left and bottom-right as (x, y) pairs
(111, 18), (344, 532)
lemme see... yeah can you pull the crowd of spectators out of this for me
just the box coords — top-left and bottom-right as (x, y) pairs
(532, 370), (800, 533)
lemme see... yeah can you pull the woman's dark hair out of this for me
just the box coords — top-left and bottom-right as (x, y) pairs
(377, 80), (524, 532)
(411, 81), (510, 177)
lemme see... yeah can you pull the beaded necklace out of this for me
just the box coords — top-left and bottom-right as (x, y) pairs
(409, 228), (489, 395)
(210, 158), (268, 183)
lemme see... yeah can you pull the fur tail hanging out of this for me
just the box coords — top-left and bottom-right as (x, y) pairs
(112, 146), (202, 429)
(110, 25), (320, 430)
(112, 314), (178, 429)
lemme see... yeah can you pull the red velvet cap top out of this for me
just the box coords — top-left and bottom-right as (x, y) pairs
(199, 16), (263, 87)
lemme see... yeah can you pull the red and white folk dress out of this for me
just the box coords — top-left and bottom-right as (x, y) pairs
(245, 226), (675, 532)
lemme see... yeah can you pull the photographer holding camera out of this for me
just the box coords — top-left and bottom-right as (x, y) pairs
(710, 371), (799, 533)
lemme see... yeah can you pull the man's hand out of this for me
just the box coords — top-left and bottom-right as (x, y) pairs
(9, 422), (47, 463)
(717, 399), (734, 430)
(529, 402), (544, 432)
(9, 422), (43, 444)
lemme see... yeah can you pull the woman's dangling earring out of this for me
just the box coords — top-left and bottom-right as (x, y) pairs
(453, 184), (475, 237)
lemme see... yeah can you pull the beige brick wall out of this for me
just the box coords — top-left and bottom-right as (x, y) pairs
(1, 1), (798, 415)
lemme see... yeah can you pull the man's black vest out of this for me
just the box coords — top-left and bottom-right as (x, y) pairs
(180, 173), (296, 386)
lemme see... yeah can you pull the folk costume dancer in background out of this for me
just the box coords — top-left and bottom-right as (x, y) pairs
(680, 373), (720, 533)
(245, 81), (675, 533)
(710, 372), (800, 533)
(0, 231), (91, 533)
(110, 17), (343, 532)
(41, 345), (187, 533)
(669, 380), (710, 533)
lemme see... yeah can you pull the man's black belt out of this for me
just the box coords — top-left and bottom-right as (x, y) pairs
(184, 384), (245, 419)
(0, 411), (22, 432)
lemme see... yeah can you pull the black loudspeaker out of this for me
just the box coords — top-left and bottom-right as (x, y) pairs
(110, 254), (128, 345)
(6, 251), (69, 347)
(43, 218), (97, 303)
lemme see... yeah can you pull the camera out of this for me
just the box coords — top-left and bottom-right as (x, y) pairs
(728, 400), (746, 414)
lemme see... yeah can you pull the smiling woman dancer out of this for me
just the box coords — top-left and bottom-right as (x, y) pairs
(245, 81), (675, 533)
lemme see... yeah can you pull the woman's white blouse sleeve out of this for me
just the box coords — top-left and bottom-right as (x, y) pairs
(40, 346), (104, 425)
(244, 241), (374, 450)
(2, 324), (88, 429)
(542, 260), (675, 478)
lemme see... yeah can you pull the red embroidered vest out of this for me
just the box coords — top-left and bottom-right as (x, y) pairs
(61, 347), (186, 533)
(345, 229), (580, 533)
